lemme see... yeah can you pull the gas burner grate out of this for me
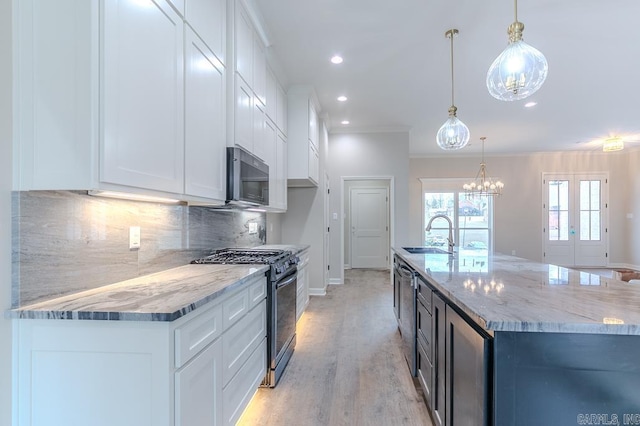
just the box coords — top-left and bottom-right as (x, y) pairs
(191, 248), (289, 265)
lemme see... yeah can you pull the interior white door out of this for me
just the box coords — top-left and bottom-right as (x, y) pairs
(543, 173), (608, 267)
(350, 187), (389, 269)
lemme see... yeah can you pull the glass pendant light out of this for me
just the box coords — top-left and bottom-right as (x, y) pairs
(486, 0), (548, 101)
(436, 29), (470, 151)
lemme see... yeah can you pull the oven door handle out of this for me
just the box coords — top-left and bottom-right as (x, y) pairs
(275, 269), (298, 289)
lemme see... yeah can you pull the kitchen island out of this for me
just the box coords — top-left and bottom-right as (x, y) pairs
(394, 247), (640, 426)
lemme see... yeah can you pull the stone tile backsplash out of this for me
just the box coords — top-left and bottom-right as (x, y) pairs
(12, 191), (266, 307)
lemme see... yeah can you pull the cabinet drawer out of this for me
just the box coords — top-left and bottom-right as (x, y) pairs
(297, 250), (310, 268)
(222, 300), (266, 386)
(417, 336), (433, 405)
(248, 275), (267, 309)
(175, 301), (223, 368)
(417, 277), (432, 314)
(417, 299), (432, 364)
(223, 336), (267, 426)
(223, 286), (250, 330)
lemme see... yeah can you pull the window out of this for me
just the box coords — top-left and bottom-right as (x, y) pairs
(423, 184), (493, 255)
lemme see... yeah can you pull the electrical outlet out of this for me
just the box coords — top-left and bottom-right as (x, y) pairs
(129, 226), (141, 249)
(511, 250), (516, 256)
(249, 223), (258, 234)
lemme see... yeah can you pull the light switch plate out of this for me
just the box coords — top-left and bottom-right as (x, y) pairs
(129, 226), (141, 249)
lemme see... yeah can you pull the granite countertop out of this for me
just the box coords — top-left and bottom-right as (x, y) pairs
(394, 247), (640, 336)
(7, 264), (269, 322)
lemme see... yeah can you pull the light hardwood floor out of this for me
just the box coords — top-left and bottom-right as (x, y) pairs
(237, 269), (433, 426)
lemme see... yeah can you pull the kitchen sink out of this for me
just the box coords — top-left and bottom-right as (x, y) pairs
(402, 247), (452, 255)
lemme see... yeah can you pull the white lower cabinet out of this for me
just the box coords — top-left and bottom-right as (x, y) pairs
(15, 275), (267, 426)
(296, 249), (310, 321)
(176, 339), (223, 426)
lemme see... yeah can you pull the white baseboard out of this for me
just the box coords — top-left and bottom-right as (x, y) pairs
(308, 288), (326, 296)
(329, 278), (342, 285)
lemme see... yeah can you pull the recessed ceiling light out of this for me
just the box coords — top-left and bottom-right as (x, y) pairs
(337, 95), (348, 102)
(330, 55), (343, 64)
(524, 101), (537, 108)
(341, 120), (350, 125)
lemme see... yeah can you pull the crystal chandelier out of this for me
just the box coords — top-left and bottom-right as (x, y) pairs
(436, 29), (470, 150)
(486, 0), (548, 101)
(602, 137), (624, 152)
(463, 137), (504, 197)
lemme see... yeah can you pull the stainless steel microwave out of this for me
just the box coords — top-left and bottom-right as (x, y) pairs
(226, 147), (269, 207)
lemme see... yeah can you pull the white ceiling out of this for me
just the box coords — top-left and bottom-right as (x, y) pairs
(251, 0), (640, 157)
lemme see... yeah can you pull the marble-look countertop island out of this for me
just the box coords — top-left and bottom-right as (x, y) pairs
(394, 247), (640, 335)
(7, 264), (269, 321)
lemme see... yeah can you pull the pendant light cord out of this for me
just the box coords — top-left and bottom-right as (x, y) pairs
(514, 0), (518, 23)
(449, 31), (455, 106)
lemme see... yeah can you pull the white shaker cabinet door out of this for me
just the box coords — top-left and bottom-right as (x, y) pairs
(275, 132), (287, 210)
(184, 28), (226, 201)
(185, 0), (226, 64)
(252, 99), (267, 161)
(101, 0), (184, 194)
(234, 76), (254, 153)
(175, 339), (223, 426)
(234, 1), (253, 87)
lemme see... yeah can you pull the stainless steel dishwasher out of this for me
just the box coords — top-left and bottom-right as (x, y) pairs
(394, 255), (417, 377)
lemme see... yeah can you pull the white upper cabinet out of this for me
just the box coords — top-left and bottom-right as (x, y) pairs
(234, 75), (254, 154)
(252, 37), (266, 107)
(276, 83), (288, 136)
(234, 2), (253, 87)
(266, 65), (288, 136)
(308, 102), (318, 149)
(253, 100), (267, 162)
(287, 86), (320, 187)
(185, 0), (226, 64)
(13, 0), (97, 190)
(264, 119), (287, 212)
(14, 0), (230, 203)
(266, 67), (277, 122)
(101, 0), (185, 193)
(184, 28), (227, 201)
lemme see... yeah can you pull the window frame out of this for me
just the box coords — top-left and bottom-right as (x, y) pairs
(420, 178), (495, 253)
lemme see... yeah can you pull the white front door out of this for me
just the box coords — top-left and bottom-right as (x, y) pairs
(350, 187), (389, 268)
(543, 173), (608, 267)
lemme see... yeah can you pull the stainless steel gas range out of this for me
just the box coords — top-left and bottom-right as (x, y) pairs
(192, 248), (299, 387)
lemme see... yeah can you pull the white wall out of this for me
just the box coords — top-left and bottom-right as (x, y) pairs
(328, 132), (410, 282)
(1, 0), (12, 424)
(410, 150), (635, 266)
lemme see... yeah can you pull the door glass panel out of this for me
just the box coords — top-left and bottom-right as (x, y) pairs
(579, 180), (601, 241)
(548, 180), (569, 241)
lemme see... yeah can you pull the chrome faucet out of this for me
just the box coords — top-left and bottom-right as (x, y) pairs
(426, 214), (454, 253)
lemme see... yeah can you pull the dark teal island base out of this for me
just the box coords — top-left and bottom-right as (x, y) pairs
(494, 332), (640, 426)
